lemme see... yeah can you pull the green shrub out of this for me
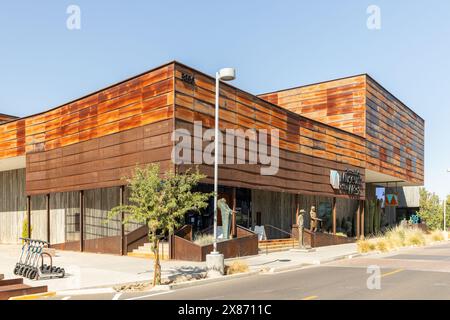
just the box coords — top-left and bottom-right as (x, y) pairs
(405, 228), (426, 246)
(375, 238), (390, 252)
(225, 260), (249, 275)
(430, 230), (444, 242)
(357, 239), (376, 253)
(193, 233), (215, 246)
(385, 226), (406, 248)
(21, 218), (31, 241)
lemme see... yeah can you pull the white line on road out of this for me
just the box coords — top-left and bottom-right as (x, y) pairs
(62, 296), (71, 300)
(125, 291), (173, 300)
(112, 293), (123, 300)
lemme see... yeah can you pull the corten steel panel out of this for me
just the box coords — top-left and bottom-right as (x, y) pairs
(0, 114), (18, 124)
(173, 63), (366, 199)
(259, 75), (367, 137)
(3, 61), (398, 197)
(365, 76), (424, 185)
(171, 226), (258, 261)
(26, 120), (175, 195)
(83, 235), (122, 255)
(258, 74), (424, 185)
(0, 63), (175, 160)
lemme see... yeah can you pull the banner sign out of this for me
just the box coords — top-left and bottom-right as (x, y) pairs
(330, 169), (362, 196)
(385, 194), (398, 206)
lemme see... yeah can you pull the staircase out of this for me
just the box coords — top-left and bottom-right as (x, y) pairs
(127, 241), (170, 260)
(0, 275), (48, 300)
(259, 238), (299, 253)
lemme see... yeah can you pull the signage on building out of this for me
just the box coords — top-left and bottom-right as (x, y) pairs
(181, 72), (195, 85)
(385, 194), (398, 206)
(330, 170), (340, 189)
(330, 169), (362, 196)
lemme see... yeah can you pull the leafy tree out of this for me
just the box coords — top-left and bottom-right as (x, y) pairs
(108, 164), (212, 286)
(21, 217), (32, 243)
(417, 188), (447, 230)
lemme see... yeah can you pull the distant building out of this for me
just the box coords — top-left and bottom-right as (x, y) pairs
(0, 113), (18, 124)
(383, 186), (421, 226)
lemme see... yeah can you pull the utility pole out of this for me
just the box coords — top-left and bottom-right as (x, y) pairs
(444, 199), (447, 232)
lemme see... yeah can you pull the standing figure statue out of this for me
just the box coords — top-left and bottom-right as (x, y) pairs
(297, 209), (306, 248)
(309, 206), (317, 232)
(217, 198), (232, 240)
(309, 206), (319, 232)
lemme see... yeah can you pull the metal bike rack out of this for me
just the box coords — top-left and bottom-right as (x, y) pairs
(13, 238), (65, 280)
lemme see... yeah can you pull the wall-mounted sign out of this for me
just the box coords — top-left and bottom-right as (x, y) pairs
(181, 72), (195, 85)
(330, 170), (340, 189)
(330, 169), (362, 196)
(385, 194), (398, 206)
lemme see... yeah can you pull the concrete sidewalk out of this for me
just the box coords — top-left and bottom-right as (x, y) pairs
(0, 243), (358, 292)
(0, 244), (205, 292)
(239, 243), (358, 273)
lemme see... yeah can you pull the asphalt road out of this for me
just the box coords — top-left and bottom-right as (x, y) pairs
(49, 242), (450, 300)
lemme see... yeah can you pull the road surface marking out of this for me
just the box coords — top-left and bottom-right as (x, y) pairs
(381, 268), (404, 278)
(301, 295), (318, 300)
(8, 292), (56, 300)
(125, 291), (172, 300)
(62, 296), (71, 300)
(112, 293), (122, 300)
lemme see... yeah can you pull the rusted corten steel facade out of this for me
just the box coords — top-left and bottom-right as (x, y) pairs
(0, 61), (424, 254)
(0, 114), (18, 125)
(0, 62), (424, 197)
(174, 63), (366, 198)
(259, 75), (424, 186)
(0, 62), (376, 199)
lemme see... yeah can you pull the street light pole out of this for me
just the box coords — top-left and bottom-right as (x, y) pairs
(206, 67), (236, 277)
(213, 72), (220, 253)
(212, 68), (236, 253)
(444, 199), (447, 232)
(444, 169), (450, 238)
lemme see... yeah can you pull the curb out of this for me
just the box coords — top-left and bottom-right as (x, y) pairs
(267, 252), (360, 273)
(8, 292), (56, 300)
(56, 287), (116, 296)
(52, 271), (261, 296)
(165, 270), (261, 290)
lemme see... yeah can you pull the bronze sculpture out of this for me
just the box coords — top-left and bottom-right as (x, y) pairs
(297, 209), (306, 248)
(309, 206), (322, 232)
(217, 198), (232, 240)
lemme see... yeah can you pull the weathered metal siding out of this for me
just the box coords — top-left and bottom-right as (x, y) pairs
(0, 169), (26, 244)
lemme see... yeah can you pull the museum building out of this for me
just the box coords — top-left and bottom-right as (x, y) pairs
(0, 61), (424, 260)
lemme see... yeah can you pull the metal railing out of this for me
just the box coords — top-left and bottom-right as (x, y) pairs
(261, 225), (296, 255)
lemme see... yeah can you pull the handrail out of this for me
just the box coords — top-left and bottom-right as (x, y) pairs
(236, 225), (256, 235)
(264, 224), (294, 238)
(262, 224), (296, 255)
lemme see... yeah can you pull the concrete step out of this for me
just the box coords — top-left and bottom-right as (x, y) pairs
(259, 243), (298, 249)
(127, 252), (170, 260)
(259, 238), (297, 244)
(259, 246), (296, 253)
(133, 246), (169, 254)
(128, 241), (170, 259)
(0, 278), (48, 300)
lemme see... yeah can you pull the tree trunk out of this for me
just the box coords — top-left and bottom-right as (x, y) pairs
(152, 237), (161, 286)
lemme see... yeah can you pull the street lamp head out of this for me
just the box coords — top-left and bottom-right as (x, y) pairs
(218, 68), (236, 81)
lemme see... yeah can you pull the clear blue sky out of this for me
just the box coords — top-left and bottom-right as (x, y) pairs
(0, 1), (449, 199)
